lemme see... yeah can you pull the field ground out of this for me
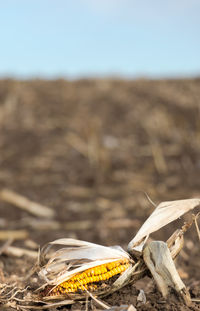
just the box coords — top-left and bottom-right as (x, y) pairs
(0, 78), (200, 310)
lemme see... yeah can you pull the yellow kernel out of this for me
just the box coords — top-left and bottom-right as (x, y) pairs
(96, 275), (100, 282)
(95, 268), (101, 275)
(102, 267), (107, 273)
(49, 259), (131, 296)
(107, 264), (112, 270)
(86, 271), (90, 277)
(101, 274), (107, 280)
(112, 268), (117, 275)
(106, 271), (111, 278)
(94, 276), (98, 282)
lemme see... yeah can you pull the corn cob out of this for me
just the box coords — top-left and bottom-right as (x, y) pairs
(50, 258), (130, 295)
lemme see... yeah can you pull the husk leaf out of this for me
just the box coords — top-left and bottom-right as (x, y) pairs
(128, 198), (200, 254)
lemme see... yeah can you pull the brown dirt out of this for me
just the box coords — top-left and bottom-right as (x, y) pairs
(0, 78), (200, 310)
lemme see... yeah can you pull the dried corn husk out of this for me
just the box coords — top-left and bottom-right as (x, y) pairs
(37, 198), (200, 301)
(38, 238), (134, 297)
(128, 198), (200, 255)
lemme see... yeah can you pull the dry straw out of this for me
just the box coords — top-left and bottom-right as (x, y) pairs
(37, 198), (200, 307)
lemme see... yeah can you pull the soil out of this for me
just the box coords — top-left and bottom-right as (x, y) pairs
(0, 78), (200, 310)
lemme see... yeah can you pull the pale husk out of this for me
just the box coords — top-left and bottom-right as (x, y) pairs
(39, 238), (132, 288)
(128, 198), (200, 254)
(38, 198), (200, 299)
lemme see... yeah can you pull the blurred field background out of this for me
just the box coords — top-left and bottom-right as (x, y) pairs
(0, 78), (200, 246)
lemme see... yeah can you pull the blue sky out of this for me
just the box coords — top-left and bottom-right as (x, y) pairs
(0, 0), (200, 78)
